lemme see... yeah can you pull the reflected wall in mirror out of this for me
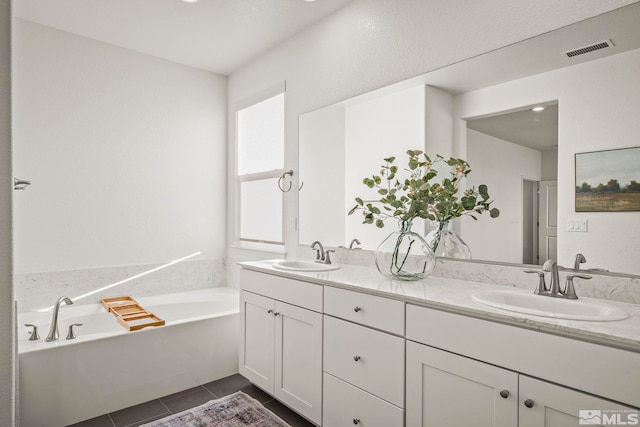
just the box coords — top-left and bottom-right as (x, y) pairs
(462, 103), (558, 266)
(299, 4), (640, 276)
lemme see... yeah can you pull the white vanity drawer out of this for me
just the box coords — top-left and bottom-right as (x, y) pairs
(324, 286), (404, 335)
(323, 372), (404, 427)
(323, 315), (405, 407)
(240, 269), (322, 312)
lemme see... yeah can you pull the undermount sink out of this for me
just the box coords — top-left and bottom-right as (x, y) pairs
(272, 260), (340, 272)
(472, 289), (629, 321)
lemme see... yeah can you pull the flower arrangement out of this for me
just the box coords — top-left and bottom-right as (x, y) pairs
(348, 150), (500, 226)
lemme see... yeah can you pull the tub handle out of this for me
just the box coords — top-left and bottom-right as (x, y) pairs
(66, 323), (83, 340)
(25, 324), (40, 341)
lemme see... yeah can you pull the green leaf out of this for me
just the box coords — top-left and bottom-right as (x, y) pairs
(461, 195), (477, 210)
(375, 219), (385, 228)
(479, 184), (489, 198)
(348, 205), (359, 215)
(490, 208), (500, 218)
(378, 189), (388, 195)
(355, 197), (364, 206)
(373, 175), (382, 185)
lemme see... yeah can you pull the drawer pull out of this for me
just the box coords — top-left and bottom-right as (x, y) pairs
(353, 355), (361, 361)
(353, 419), (360, 425)
(353, 306), (362, 312)
(499, 390), (509, 399)
(524, 399), (535, 408)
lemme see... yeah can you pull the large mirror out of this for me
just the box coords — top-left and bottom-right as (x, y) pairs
(299, 3), (640, 276)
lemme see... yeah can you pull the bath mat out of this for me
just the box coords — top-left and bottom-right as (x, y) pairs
(140, 391), (291, 427)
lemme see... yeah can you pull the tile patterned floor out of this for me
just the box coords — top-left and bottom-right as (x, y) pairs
(69, 374), (316, 427)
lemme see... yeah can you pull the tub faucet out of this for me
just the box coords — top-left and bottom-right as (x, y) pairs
(46, 296), (73, 342)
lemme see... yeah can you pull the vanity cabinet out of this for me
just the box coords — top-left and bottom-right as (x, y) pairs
(406, 303), (639, 427)
(240, 263), (639, 427)
(407, 341), (637, 427)
(518, 375), (638, 427)
(239, 270), (323, 425)
(406, 340), (517, 427)
(322, 286), (405, 427)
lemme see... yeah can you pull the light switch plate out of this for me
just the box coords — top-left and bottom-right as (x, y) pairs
(567, 219), (588, 232)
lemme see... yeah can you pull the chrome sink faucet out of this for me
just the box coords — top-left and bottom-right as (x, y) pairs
(46, 296), (73, 342)
(524, 260), (591, 300)
(349, 238), (361, 249)
(311, 241), (333, 264)
(542, 259), (563, 297)
(574, 253), (587, 269)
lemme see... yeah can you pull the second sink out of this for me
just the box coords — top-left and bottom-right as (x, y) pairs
(472, 289), (629, 321)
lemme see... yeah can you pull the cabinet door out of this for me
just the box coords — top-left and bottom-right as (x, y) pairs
(406, 341), (518, 427)
(519, 375), (638, 427)
(239, 291), (275, 393)
(274, 300), (323, 425)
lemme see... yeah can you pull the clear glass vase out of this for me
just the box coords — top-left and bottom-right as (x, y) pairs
(375, 220), (436, 281)
(426, 220), (472, 259)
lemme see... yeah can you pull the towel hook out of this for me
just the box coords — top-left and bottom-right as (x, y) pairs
(277, 170), (303, 192)
(14, 178), (32, 191)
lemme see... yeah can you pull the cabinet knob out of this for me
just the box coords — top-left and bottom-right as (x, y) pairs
(353, 419), (360, 425)
(353, 355), (361, 361)
(353, 306), (362, 312)
(273, 312), (280, 316)
(267, 309), (273, 314)
(499, 390), (509, 399)
(524, 399), (535, 408)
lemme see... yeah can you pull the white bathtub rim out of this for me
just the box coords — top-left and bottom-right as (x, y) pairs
(18, 287), (239, 354)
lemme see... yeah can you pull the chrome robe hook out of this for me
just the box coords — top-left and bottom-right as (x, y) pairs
(14, 178), (31, 190)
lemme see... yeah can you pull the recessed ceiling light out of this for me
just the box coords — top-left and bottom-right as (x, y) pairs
(532, 106), (545, 112)
(182, 0), (198, 3)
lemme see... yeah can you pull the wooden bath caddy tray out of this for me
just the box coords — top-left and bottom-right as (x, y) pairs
(101, 296), (165, 331)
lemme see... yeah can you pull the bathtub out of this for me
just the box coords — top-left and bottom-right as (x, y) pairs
(18, 287), (239, 427)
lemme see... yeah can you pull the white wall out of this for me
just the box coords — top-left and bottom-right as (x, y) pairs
(454, 48), (640, 274)
(299, 105), (345, 247)
(226, 0), (637, 278)
(345, 85), (426, 248)
(13, 19), (227, 274)
(1, 1), (14, 425)
(463, 129), (542, 263)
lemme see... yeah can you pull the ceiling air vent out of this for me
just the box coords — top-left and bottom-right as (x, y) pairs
(563, 39), (614, 58)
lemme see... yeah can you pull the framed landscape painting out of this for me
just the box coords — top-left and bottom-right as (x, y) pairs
(575, 147), (640, 212)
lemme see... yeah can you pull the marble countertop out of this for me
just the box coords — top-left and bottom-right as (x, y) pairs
(239, 259), (640, 353)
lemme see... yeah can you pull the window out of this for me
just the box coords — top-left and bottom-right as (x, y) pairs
(236, 89), (285, 246)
